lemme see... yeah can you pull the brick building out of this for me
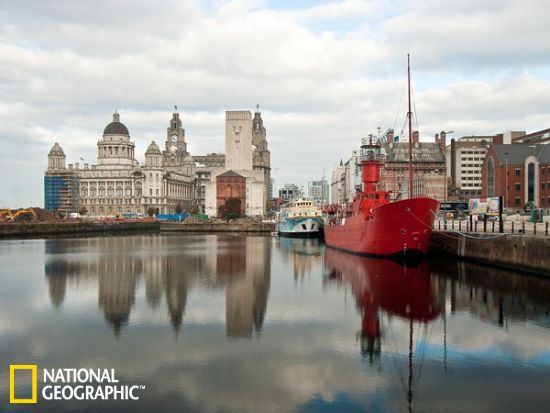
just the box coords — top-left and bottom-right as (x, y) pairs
(481, 144), (550, 210)
(216, 170), (246, 217)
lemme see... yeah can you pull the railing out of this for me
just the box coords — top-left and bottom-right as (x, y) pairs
(435, 219), (550, 236)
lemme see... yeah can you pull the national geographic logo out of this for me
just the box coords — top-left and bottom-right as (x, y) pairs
(9, 365), (145, 404)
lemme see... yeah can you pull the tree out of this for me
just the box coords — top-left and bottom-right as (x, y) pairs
(78, 206), (88, 216)
(175, 203), (183, 214)
(147, 207), (159, 217)
(219, 198), (242, 220)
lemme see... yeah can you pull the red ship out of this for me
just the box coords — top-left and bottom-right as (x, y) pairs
(324, 56), (439, 258)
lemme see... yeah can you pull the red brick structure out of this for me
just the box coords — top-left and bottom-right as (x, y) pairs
(481, 144), (550, 210)
(216, 170), (246, 217)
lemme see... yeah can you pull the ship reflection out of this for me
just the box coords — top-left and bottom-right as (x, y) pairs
(44, 235), (270, 338)
(324, 249), (442, 413)
(323, 248), (441, 362)
(277, 237), (322, 280)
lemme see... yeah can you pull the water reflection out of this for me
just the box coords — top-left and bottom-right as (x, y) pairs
(323, 249), (441, 361)
(277, 238), (322, 280)
(1, 235), (549, 413)
(44, 235), (271, 338)
(430, 257), (550, 328)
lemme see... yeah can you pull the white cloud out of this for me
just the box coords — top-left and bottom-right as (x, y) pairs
(1, 0), (550, 206)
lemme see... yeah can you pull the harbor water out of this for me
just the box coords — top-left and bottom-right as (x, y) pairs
(0, 234), (549, 412)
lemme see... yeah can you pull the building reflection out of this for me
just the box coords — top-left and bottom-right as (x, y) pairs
(44, 235), (271, 337)
(431, 258), (550, 329)
(277, 238), (322, 280)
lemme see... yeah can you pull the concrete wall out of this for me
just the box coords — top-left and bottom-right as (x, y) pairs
(430, 231), (550, 277)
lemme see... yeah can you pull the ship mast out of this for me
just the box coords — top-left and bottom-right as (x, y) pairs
(407, 54), (414, 199)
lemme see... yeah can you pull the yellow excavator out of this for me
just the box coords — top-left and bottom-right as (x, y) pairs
(0, 208), (39, 223)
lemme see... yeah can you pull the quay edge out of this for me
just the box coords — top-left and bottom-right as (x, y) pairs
(430, 231), (550, 278)
(160, 221), (275, 233)
(0, 221), (160, 238)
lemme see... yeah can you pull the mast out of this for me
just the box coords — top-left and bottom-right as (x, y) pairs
(407, 54), (413, 199)
(407, 317), (414, 413)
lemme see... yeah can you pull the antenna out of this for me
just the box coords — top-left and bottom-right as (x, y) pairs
(174, 105), (178, 112)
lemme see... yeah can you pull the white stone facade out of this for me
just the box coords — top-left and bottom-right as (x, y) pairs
(46, 112), (195, 217)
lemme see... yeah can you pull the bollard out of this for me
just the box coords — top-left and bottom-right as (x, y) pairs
(546, 221), (549, 236)
(459, 221), (462, 231)
(483, 218), (487, 232)
(492, 221), (495, 233)
(534, 222), (536, 235)
(512, 221), (514, 233)
(475, 221), (478, 232)
(452, 220), (455, 230)
(522, 221), (525, 234)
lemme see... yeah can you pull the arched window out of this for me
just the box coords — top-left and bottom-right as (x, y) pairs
(528, 162), (535, 203)
(487, 156), (495, 196)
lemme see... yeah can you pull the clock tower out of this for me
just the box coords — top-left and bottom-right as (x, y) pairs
(163, 111), (188, 167)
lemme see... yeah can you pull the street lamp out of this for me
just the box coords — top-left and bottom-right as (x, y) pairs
(441, 131), (454, 228)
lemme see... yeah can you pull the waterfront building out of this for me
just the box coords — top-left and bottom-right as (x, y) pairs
(308, 180), (329, 204)
(381, 130), (446, 201)
(252, 108), (271, 204)
(329, 129), (446, 203)
(45, 111), (195, 217)
(194, 153), (225, 213)
(447, 135), (496, 200)
(203, 111), (266, 217)
(482, 143), (550, 210)
(279, 183), (302, 201)
(44, 143), (79, 214)
(330, 160), (345, 204)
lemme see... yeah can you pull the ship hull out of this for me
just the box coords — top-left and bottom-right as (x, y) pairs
(277, 217), (322, 238)
(324, 198), (439, 257)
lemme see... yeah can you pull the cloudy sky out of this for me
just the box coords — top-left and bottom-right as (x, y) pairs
(2, 0), (550, 207)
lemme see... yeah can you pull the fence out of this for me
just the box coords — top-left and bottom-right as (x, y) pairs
(436, 219), (550, 236)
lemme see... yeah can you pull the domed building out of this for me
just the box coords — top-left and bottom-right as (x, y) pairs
(45, 111), (196, 216)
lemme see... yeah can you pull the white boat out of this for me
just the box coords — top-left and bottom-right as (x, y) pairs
(276, 198), (323, 238)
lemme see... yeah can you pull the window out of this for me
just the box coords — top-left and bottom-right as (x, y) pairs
(515, 169), (521, 176)
(515, 183), (521, 191)
(515, 197), (521, 206)
(487, 156), (495, 196)
(527, 162), (535, 203)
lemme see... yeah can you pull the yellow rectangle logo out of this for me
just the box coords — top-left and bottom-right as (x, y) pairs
(10, 364), (38, 404)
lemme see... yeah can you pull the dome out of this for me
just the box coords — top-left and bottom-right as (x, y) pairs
(48, 142), (65, 157)
(103, 112), (129, 136)
(145, 140), (161, 155)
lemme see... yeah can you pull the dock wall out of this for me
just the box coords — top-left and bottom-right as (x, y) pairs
(430, 231), (550, 277)
(161, 222), (275, 233)
(0, 221), (160, 238)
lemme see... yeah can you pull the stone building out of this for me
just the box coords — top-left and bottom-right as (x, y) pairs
(252, 108), (271, 201)
(380, 130), (446, 201)
(45, 111), (195, 217)
(194, 108), (271, 213)
(203, 111), (266, 217)
(329, 129), (446, 203)
(44, 143), (79, 214)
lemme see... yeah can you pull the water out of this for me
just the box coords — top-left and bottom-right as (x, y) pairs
(0, 233), (549, 413)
